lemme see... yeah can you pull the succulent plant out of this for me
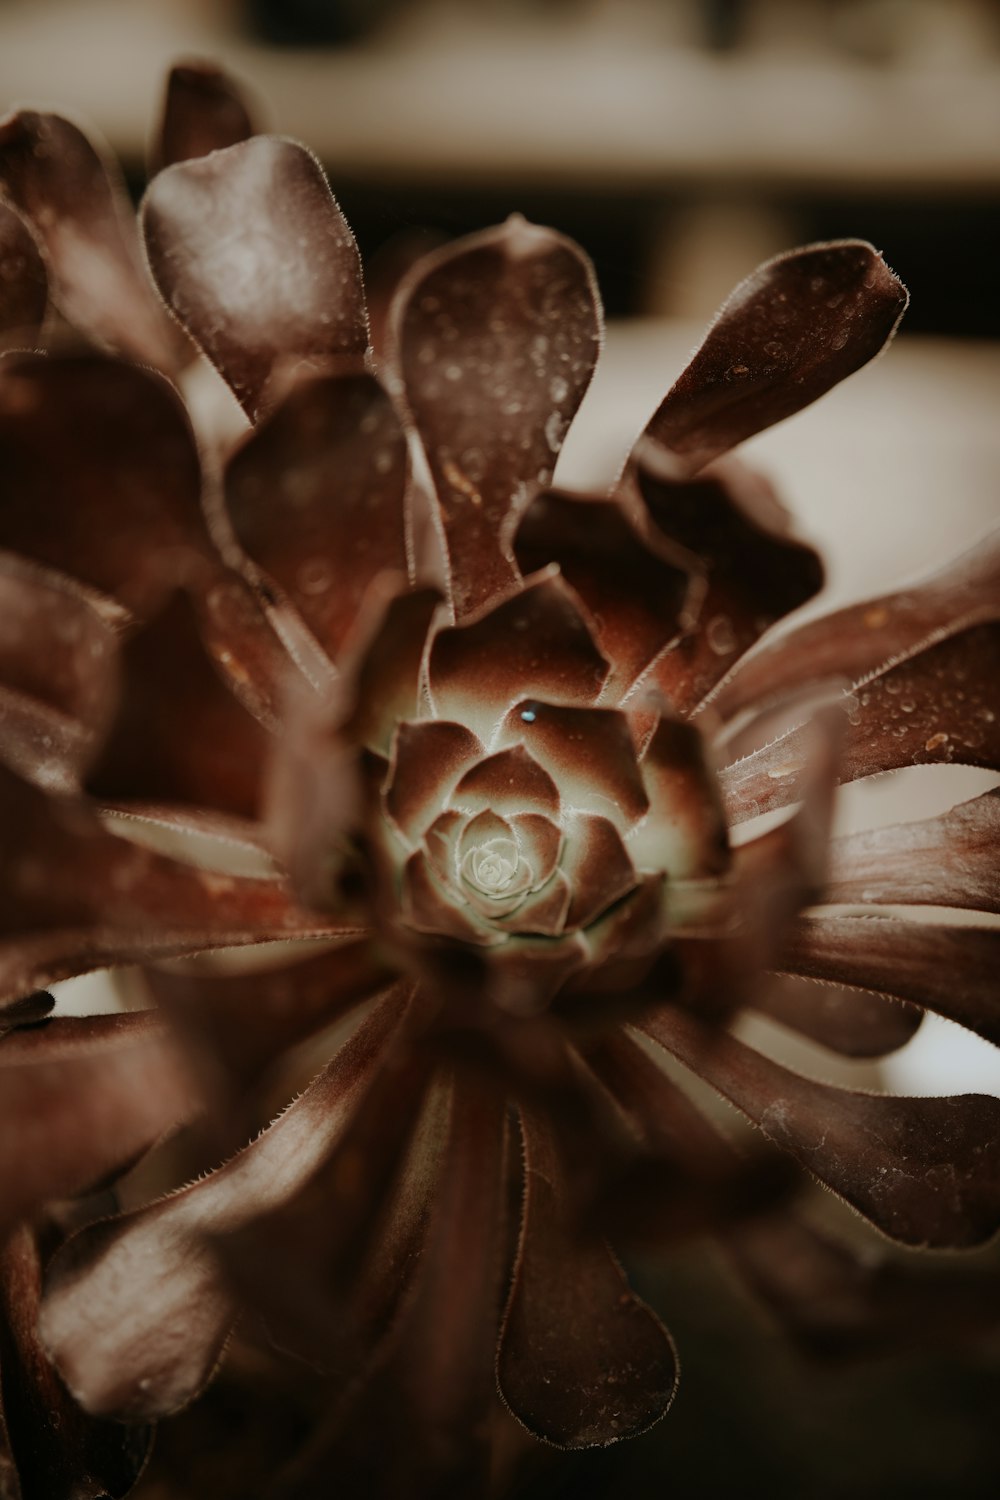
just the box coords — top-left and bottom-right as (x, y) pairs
(0, 60), (997, 1500)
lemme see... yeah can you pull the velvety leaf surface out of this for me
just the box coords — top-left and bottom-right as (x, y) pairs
(400, 852), (498, 946)
(639, 240), (907, 475)
(721, 622), (1000, 823)
(1, 1225), (151, 1500)
(642, 1004), (1000, 1248)
(499, 701), (649, 828)
(514, 488), (694, 698)
(429, 571), (609, 739)
(0, 1013), (195, 1232)
(384, 720), (483, 841)
(142, 136), (368, 418)
(0, 201), (46, 341)
(152, 60), (257, 174)
(826, 788), (1000, 914)
(224, 370), (408, 663)
(0, 352), (207, 616)
(0, 111), (180, 371)
(453, 745), (562, 821)
(85, 588), (272, 819)
(388, 218), (602, 616)
(714, 528), (1000, 720)
(40, 988), (408, 1422)
(781, 916), (1000, 1047)
(497, 1105), (677, 1447)
(634, 455), (823, 714)
(751, 976), (922, 1058)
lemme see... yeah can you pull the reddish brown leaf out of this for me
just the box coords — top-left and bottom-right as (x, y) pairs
(634, 454), (823, 714)
(0, 352), (207, 616)
(514, 487), (695, 699)
(562, 813), (638, 930)
(0, 761), (345, 975)
(142, 137), (368, 418)
(429, 571), (609, 740)
(384, 720), (482, 841)
(781, 916), (1000, 1047)
(0, 554), (119, 790)
(0, 111), (180, 371)
(826, 788), (1000, 914)
(1, 1225), (151, 1500)
(453, 745), (561, 821)
(638, 240), (907, 475)
(388, 218), (602, 616)
(721, 623), (1000, 823)
(499, 701), (649, 828)
(40, 987), (408, 1421)
(642, 1003), (1000, 1248)
(0, 1013), (195, 1232)
(714, 528), (1000, 720)
(352, 1073), (509, 1493)
(751, 976), (923, 1058)
(224, 370), (408, 664)
(497, 1105), (677, 1447)
(0, 201), (46, 341)
(85, 588), (272, 819)
(628, 715), (728, 880)
(338, 587), (442, 755)
(144, 937), (392, 1093)
(151, 60), (257, 175)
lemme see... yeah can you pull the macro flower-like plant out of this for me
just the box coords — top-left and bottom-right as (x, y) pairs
(0, 61), (998, 1500)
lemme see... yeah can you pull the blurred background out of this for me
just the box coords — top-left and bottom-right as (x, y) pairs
(2, 0), (1000, 330)
(2, 3), (999, 1495)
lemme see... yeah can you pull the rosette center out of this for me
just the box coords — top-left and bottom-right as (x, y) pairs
(462, 837), (525, 899)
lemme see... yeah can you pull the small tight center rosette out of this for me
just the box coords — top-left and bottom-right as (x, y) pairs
(357, 570), (730, 1011)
